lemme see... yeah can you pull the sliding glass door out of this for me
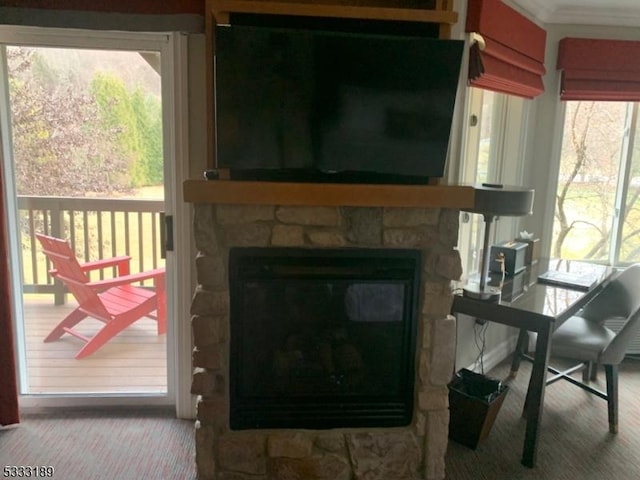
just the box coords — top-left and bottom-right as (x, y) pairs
(0, 27), (189, 412)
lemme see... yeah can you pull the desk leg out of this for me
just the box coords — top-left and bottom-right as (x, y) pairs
(521, 324), (552, 468)
(509, 329), (529, 379)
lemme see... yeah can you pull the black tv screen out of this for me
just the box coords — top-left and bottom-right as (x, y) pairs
(214, 23), (464, 184)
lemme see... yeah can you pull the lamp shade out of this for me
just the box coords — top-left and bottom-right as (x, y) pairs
(463, 184), (534, 216)
(461, 183), (535, 301)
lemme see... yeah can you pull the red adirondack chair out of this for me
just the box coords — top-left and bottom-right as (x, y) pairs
(35, 233), (166, 359)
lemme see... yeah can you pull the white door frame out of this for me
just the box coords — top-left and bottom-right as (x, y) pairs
(0, 26), (193, 418)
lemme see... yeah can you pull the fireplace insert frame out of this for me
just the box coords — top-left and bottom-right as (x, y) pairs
(228, 246), (421, 430)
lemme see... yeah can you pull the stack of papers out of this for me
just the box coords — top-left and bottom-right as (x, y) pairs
(537, 270), (597, 291)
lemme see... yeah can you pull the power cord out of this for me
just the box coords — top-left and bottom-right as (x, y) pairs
(472, 319), (489, 375)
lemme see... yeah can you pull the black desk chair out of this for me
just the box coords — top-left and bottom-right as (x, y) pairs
(542, 263), (640, 434)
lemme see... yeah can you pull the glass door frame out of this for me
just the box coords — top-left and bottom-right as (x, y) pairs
(0, 26), (193, 417)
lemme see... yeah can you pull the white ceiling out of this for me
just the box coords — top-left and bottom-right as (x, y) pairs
(508, 0), (640, 27)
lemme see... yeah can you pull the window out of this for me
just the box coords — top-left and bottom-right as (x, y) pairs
(0, 27), (194, 416)
(458, 87), (529, 277)
(551, 100), (640, 266)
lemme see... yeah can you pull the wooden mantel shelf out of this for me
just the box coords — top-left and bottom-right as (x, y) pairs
(183, 179), (474, 208)
(209, 0), (459, 26)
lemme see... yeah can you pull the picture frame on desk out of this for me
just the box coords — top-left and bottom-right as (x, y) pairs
(537, 269), (598, 291)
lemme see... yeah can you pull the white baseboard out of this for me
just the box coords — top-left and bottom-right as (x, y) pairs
(19, 393), (173, 411)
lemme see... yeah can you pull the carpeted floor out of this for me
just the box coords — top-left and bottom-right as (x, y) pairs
(445, 356), (640, 480)
(0, 407), (195, 480)
(2, 358), (639, 480)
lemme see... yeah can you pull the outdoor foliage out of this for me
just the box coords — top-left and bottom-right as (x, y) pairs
(7, 46), (164, 274)
(91, 72), (163, 188)
(8, 47), (162, 197)
(553, 101), (640, 263)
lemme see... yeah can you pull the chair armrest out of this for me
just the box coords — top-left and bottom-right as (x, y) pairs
(49, 256), (132, 278)
(87, 267), (165, 290)
(79, 256), (132, 272)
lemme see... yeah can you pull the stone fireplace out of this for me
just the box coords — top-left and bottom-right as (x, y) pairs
(188, 199), (463, 480)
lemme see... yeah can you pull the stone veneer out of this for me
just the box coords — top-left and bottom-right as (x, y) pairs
(190, 203), (462, 480)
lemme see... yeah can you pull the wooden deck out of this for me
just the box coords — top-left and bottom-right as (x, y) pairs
(22, 296), (167, 394)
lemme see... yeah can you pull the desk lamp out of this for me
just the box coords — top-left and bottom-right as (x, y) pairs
(462, 183), (535, 301)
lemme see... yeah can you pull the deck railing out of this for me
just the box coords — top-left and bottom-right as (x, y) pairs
(18, 195), (165, 304)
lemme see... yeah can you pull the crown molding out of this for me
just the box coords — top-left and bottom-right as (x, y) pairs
(507, 0), (555, 23)
(509, 0), (640, 27)
(549, 6), (640, 27)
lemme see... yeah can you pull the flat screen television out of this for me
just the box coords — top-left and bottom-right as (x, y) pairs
(214, 21), (464, 184)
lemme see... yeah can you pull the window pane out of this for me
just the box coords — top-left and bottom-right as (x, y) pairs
(619, 108), (640, 263)
(551, 101), (627, 261)
(4, 45), (167, 395)
(465, 90), (496, 275)
(476, 90), (495, 185)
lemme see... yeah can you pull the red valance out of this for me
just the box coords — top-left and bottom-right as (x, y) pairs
(557, 38), (640, 101)
(466, 0), (547, 99)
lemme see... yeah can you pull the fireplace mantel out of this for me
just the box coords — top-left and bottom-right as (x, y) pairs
(183, 179), (474, 208)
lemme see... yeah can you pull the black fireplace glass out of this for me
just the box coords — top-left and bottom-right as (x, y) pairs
(228, 247), (421, 429)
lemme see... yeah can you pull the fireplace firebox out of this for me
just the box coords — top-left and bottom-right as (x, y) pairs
(228, 247), (421, 430)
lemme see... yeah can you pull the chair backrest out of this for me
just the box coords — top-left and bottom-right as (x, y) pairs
(583, 264), (640, 364)
(582, 264), (640, 322)
(35, 233), (110, 319)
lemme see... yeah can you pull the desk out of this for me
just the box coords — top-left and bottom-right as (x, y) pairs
(451, 259), (615, 468)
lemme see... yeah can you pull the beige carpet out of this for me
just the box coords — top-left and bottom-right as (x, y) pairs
(2, 359), (639, 480)
(0, 407), (195, 480)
